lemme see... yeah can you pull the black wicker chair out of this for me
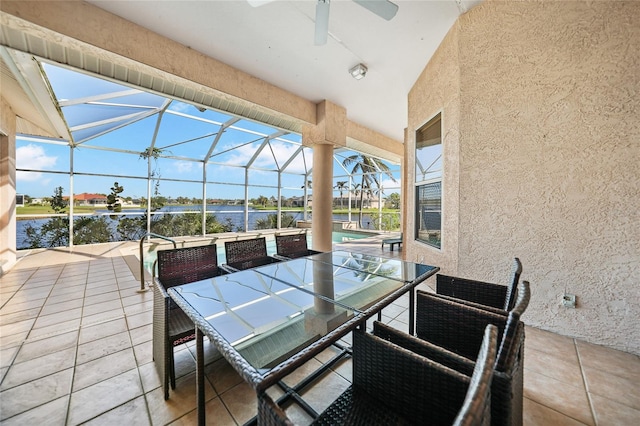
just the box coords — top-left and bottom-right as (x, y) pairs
(258, 324), (498, 426)
(412, 281), (530, 426)
(436, 258), (522, 312)
(221, 237), (281, 273)
(274, 233), (322, 260)
(152, 244), (222, 400)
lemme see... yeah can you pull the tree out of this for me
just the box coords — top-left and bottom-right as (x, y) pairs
(50, 186), (66, 213)
(342, 154), (397, 227)
(140, 147), (165, 211)
(351, 183), (362, 209)
(106, 182), (124, 213)
(334, 181), (348, 209)
(254, 212), (296, 230)
(385, 192), (401, 209)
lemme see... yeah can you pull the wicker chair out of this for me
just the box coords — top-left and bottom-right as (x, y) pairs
(152, 244), (222, 400)
(436, 258), (522, 311)
(258, 324), (498, 426)
(221, 237), (280, 273)
(274, 233), (322, 260)
(412, 281), (530, 426)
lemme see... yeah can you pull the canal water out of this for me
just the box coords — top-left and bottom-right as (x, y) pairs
(16, 206), (378, 249)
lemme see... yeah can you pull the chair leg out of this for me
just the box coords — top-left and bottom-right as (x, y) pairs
(169, 345), (177, 389)
(164, 341), (171, 400)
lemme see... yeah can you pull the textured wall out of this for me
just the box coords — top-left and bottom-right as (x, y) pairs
(408, 0), (640, 355)
(406, 22), (461, 274)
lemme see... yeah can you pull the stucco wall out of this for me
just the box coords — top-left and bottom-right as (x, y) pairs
(406, 21), (461, 273)
(408, 0), (640, 355)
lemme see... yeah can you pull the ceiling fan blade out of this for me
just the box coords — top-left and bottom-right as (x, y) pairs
(353, 0), (398, 21)
(314, 0), (330, 46)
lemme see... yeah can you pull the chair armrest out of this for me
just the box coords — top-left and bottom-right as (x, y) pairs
(153, 276), (170, 299)
(152, 277), (171, 399)
(436, 274), (508, 309)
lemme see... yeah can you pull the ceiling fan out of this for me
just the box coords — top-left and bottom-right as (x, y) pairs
(248, 0), (399, 45)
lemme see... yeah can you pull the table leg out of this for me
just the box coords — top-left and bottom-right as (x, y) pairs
(196, 327), (205, 426)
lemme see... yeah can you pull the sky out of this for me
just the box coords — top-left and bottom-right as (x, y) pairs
(16, 63), (402, 201)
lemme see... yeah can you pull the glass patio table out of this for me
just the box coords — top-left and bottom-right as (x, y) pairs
(257, 250), (437, 334)
(168, 251), (438, 425)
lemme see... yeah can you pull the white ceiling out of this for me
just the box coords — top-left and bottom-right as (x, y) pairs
(88, 0), (482, 142)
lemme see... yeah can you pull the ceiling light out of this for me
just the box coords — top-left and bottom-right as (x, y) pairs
(349, 63), (368, 80)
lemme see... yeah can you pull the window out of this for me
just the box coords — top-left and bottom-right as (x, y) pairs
(415, 113), (442, 248)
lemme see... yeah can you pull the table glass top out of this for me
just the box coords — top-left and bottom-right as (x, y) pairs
(252, 257), (407, 310)
(168, 252), (436, 373)
(304, 250), (437, 283)
(170, 268), (360, 369)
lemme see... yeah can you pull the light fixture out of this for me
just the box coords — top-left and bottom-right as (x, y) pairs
(349, 63), (368, 80)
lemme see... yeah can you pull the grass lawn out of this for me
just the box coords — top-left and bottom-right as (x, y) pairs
(17, 205), (98, 215)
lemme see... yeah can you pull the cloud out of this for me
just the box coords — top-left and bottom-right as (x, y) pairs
(16, 144), (57, 182)
(222, 141), (311, 174)
(168, 102), (191, 113)
(381, 177), (401, 194)
(175, 160), (195, 173)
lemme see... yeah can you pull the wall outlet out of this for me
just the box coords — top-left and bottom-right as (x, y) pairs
(562, 293), (576, 308)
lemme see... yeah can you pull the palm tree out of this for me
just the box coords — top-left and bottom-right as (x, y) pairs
(351, 182), (362, 209)
(342, 154), (397, 228)
(334, 181), (348, 209)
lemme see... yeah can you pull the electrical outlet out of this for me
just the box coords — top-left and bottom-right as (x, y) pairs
(562, 293), (576, 308)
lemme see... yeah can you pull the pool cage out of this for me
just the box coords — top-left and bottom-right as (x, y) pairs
(13, 59), (401, 249)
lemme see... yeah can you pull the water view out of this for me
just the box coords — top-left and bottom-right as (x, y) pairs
(16, 205), (387, 250)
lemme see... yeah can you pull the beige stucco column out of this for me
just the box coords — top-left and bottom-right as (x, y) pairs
(0, 96), (17, 275)
(303, 101), (347, 252)
(311, 144), (334, 251)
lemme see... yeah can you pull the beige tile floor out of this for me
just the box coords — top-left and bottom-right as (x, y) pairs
(1, 236), (639, 425)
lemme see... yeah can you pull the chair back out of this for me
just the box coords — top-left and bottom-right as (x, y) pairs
(353, 325), (497, 425)
(275, 233), (309, 257)
(510, 280), (530, 317)
(224, 237), (268, 264)
(454, 325), (498, 426)
(157, 245), (219, 289)
(495, 312), (524, 372)
(416, 291), (508, 363)
(503, 257), (523, 311)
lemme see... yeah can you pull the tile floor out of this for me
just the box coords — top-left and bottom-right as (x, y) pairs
(1, 236), (638, 425)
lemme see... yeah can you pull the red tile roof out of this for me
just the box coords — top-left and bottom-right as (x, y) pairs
(74, 193), (107, 201)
